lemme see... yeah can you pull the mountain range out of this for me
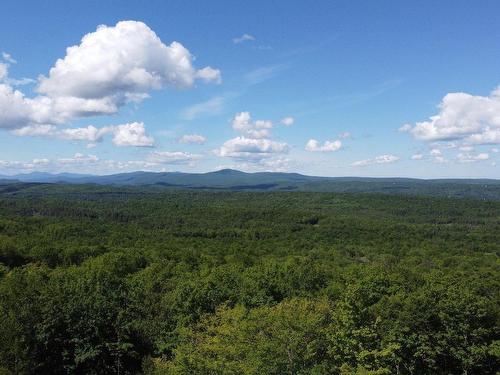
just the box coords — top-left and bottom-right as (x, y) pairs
(1, 169), (500, 200)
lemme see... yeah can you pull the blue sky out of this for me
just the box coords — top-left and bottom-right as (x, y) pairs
(1, 0), (499, 178)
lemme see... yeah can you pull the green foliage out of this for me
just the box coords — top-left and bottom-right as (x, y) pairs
(164, 298), (332, 374)
(0, 187), (498, 373)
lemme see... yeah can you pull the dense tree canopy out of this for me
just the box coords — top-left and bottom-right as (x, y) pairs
(0, 186), (498, 374)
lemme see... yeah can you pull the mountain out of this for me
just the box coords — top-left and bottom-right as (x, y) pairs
(0, 172), (93, 183)
(0, 169), (323, 187)
(1, 169), (500, 200)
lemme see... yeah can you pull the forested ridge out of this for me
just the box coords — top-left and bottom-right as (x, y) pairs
(2, 170), (500, 201)
(0, 186), (499, 374)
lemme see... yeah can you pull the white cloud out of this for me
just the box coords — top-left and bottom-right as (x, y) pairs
(11, 122), (155, 147)
(456, 152), (489, 163)
(411, 153), (423, 160)
(305, 139), (342, 152)
(59, 125), (106, 142)
(147, 150), (200, 165)
(0, 152), (206, 174)
(466, 128), (500, 144)
(280, 116), (294, 126)
(0, 84), (43, 129)
(258, 157), (291, 172)
(492, 147), (499, 153)
(13, 124), (107, 142)
(110, 122), (155, 147)
(352, 154), (399, 167)
(231, 111), (251, 130)
(217, 137), (288, 161)
(401, 86), (500, 145)
(179, 134), (206, 144)
(195, 67), (221, 84)
(0, 21), (220, 135)
(427, 148), (447, 163)
(233, 34), (255, 44)
(33, 158), (50, 166)
(217, 111), (288, 162)
(38, 21), (217, 98)
(0, 157), (51, 171)
(1, 162), (24, 170)
(0, 53), (35, 87)
(398, 124), (412, 132)
(11, 124), (55, 137)
(231, 111), (273, 139)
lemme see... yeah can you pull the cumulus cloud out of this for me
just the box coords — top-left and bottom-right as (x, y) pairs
(0, 153), (201, 175)
(398, 124), (412, 133)
(456, 152), (489, 163)
(0, 21), (220, 141)
(0, 158), (50, 171)
(0, 84), (55, 129)
(427, 148), (448, 163)
(216, 111), (288, 162)
(217, 137), (288, 160)
(38, 21), (217, 98)
(352, 154), (399, 167)
(179, 134), (206, 144)
(305, 139), (342, 152)
(110, 122), (154, 147)
(231, 111), (273, 139)
(401, 86), (500, 145)
(280, 116), (294, 126)
(3, 152), (202, 174)
(411, 154), (424, 160)
(0, 53), (35, 87)
(195, 67), (221, 84)
(60, 125), (106, 142)
(233, 34), (255, 44)
(11, 122), (155, 147)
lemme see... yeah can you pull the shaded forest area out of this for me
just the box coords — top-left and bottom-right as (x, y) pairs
(0, 186), (499, 374)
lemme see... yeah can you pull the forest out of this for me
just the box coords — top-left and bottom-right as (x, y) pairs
(0, 184), (499, 374)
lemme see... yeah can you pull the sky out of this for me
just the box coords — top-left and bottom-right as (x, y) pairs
(0, 0), (499, 178)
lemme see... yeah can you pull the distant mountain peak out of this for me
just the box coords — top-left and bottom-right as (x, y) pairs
(210, 169), (246, 175)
